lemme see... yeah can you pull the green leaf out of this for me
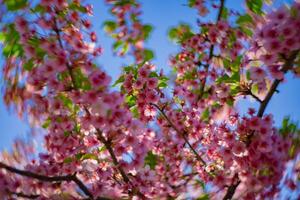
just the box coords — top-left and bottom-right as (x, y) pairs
(31, 5), (46, 13)
(216, 74), (230, 84)
(221, 7), (229, 19)
(197, 194), (210, 200)
(58, 95), (73, 110)
(64, 131), (71, 137)
(3, 43), (23, 57)
(158, 81), (168, 89)
(251, 83), (258, 94)
(113, 75), (125, 87)
(63, 157), (73, 164)
(98, 146), (106, 152)
(130, 106), (139, 118)
(121, 43), (129, 54)
(42, 118), (51, 129)
(142, 24), (153, 40)
(230, 84), (240, 95)
(188, 0), (196, 7)
(195, 180), (206, 190)
(23, 59), (34, 71)
(216, 72), (239, 84)
(113, 40), (123, 51)
(125, 95), (137, 108)
(81, 153), (98, 161)
(75, 153), (84, 160)
(114, 0), (136, 6)
(75, 153), (98, 161)
(168, 24), (193, 43)
(0, 32), (5, 43)
(4, 0), (27, 11)
(144, 151), (157, 170)
(103, 21), (117, 33)
(69, 3), (87, 13)
(246, 0), (263, 15)
(240, 26), (253, 37)
(279, 117), (299, 137)
(236, 14), (253, 25)
(73, 68), (91, 90)
(149, 71), (159, 78)
(201, 108), (210, 121)
(231, 56), (242, 72)
(144, 49), (154, 61)
(168, 28), (178, 41)
(226, 98), (234, 107)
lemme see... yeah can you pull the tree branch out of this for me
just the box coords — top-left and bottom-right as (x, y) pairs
(222, 51), (299, 199)
(150, 103), (206, 166)
(0, 162), (94, 199)
(7, 190), (39, 199)
(198, 0), (226, 100)
(222, 180), (241, 200)
(53, 18), (145, 198)
(257, 51), (298, 117)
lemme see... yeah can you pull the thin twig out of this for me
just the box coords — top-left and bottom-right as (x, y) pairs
(257, 51), (298, 117)
(7, 190), (39, 199)
(197, 0), (226, 100)
(54, 19), (145, 198)
(0, 162), (94, 199)
(150, 103), (206, 166)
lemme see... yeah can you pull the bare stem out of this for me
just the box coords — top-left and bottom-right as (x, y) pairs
(7, 190), (39, 199)
(198, 0), (226, 100)
(257, 51), (298, 117)
(150, 103), (206, 166)
(0, 162), (94, 199)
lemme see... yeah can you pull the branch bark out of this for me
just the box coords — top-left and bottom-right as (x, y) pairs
(257, 51), (298, 117)
(54, 18), (145, 199)
(198, 0), (226, 100)
(150, 103), (206, 166)
(222, 51), (299, 200)
(7, 190), (39, 199)
(0, 162), (94, 199)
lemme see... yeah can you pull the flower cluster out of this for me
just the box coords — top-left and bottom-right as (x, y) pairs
(0, 0), (299, 199)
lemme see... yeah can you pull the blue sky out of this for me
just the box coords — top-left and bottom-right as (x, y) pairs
(0, 0), (299, 151)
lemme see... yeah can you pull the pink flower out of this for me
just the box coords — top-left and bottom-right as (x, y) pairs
(144, 105), (156, 117)
(283, 37), (298, 50)
(248, 116), (261, 131)
(249, 67), (267, 82)
(134, 78), (145, 89)
(147, 77), (158, 89)
(90, 31), (97, 42)
(268, 65), (284, 80)
(232, 142), (246, 156)
(260, 54), (277, 65)
(216, 84), (230, 98)
(15, 17), (28, 34)
(264, 39), (282, 53)
(258, 139), (272, 153)
(138, 67), (150, 79)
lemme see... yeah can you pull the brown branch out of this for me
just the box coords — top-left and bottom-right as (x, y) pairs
(54, 20), (144, 198)
(222, 180), (241, 200)
(0, 162), (94, 199)
(150, 103), (206, 166)
(197, 0), (226, 100)
(7, 190), (39, 199)
(249, 92), (262, 103)
(95, 128), (130, 183)
(222, 51), (299, 199)
(257, 51), (298, 117)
